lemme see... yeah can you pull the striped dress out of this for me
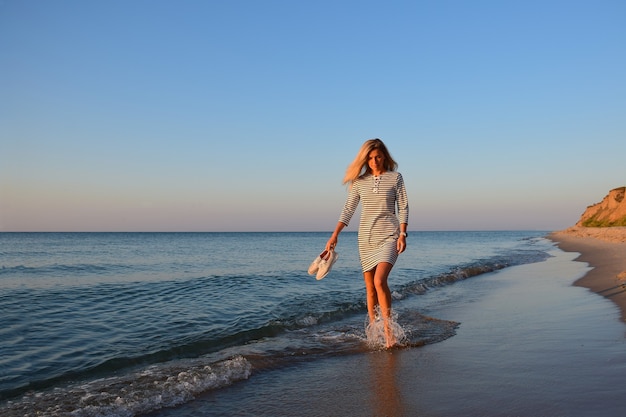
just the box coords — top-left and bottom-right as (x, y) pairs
(338, 171), (409, 272)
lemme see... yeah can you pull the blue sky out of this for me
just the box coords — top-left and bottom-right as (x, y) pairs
(1, 0), (624, 232)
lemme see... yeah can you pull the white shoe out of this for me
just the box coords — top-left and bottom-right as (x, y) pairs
(316, 249), (338, 280)
(308, 250), (328, 275)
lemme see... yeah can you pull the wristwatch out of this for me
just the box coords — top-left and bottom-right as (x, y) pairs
(400, 232), (408, 238)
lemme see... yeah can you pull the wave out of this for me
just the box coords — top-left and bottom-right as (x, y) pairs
(0, 263), (131, 277)
(0, 356), (252, 417)
(0, 310), (459, 417)
(397, 261), (509, 297)
(395, 248), (551, 298)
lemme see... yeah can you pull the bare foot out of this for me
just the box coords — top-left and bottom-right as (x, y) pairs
(384, 321), (397, 348)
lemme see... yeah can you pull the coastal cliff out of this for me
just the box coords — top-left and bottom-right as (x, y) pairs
(576, 186), (626, 227)
(553, 187), (626, 243)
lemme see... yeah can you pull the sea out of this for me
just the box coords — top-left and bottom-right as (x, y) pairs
(0, 231), (553, 416)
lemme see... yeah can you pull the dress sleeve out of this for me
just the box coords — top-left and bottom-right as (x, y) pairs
(338, 182), (360, 226)
(396, 173), (409, 225)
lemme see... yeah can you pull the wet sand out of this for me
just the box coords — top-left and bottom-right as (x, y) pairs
(549, 227), (626, 322)
(154, 241), (626, 416)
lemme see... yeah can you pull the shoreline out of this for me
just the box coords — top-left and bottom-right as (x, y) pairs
(157, 243), (626, 416)
(548, 226), (626, 322)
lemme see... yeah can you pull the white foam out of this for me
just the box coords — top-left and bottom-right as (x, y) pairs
(364, 307), (407, 349)
(2, 356), (252, 417)
(297, 315), (318, 326)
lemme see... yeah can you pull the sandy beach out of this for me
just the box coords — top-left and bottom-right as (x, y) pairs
(153, 235), (626, 417)
(549, 226), (626, 322)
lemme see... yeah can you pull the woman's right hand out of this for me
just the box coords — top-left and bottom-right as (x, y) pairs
(325, 222), (345, 252)
(325, 235), (338, 252)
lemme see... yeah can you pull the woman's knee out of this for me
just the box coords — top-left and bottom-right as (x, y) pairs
(374, 278), (389, 292)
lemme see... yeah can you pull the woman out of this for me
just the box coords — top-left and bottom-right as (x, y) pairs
(325, 138), (409, 348)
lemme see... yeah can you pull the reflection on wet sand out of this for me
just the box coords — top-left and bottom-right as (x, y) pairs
(367, 351), (405, 417)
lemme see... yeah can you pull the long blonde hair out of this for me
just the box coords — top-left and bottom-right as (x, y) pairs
(343, 138), (398, 185)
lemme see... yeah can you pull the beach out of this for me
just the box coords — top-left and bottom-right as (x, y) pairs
(549, 226), (626, 322)
(152, 231), (626, 417)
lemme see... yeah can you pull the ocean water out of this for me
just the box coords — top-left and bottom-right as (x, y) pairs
(0, 231), (551, 416)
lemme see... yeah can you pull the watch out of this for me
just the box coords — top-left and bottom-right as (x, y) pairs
(400, 232), (408, 238)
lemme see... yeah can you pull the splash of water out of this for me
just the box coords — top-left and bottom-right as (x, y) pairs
(364, 307), (407, 349)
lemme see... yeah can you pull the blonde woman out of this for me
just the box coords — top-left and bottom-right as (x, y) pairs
(325, 138), (409, 348)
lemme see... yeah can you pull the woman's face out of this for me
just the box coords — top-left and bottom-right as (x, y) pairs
(368, 149), (385, 174)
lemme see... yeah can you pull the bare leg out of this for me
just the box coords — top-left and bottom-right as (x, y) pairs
(364, 262), (396, 347)
(373, 262), (395, 347)
(363, 269), (379, 323)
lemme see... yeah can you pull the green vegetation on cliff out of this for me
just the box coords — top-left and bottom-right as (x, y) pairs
(577, 186), (626, 228)
(581, 217), (626, 227)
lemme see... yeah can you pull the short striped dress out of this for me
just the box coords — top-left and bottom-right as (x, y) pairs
(338, 171), (409, 272)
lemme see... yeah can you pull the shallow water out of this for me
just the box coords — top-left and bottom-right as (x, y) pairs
(157, 248), (626, 417)
(0, 231), (550, 416)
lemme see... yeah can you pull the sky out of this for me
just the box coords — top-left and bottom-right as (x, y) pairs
(1, 0), (625, 232)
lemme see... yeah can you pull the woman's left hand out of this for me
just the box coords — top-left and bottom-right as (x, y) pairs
(397, 236), (406, 254)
